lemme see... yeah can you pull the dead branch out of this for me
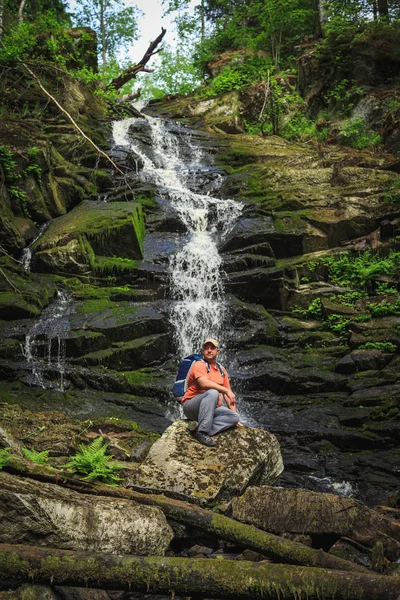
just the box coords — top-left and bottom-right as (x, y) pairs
(0, 267), (20, 293)
(107, 28), (166, 91)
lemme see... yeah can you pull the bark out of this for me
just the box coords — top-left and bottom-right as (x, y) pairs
(17, 0), (27, 21)
(0, 0), (4, 37)
(4, 457), (366, 574)
(313, 0), (328, 37)
(0, 544), (399, 599)
(107, 28), (166, 91)
(377, 0), (389, 17)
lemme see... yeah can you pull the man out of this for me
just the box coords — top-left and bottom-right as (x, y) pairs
(181, 338), (241, 447)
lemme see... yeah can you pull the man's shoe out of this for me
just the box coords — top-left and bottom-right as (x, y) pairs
(194, 430), (216, 447)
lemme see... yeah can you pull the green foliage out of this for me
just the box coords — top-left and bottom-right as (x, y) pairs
(0, 145), (21, 183)
(367, 295), (400, 316)
(0, 448), (10, 470)
(138, 44), (201, 99)
(325, 79), (363, 115)
(292, 297), (323, 318)
(25, 147), (42, 183)
(329, 291), (365, 306)
(22, 447), (49, 465)
(359, 341), (397, 352)
(320, 250), (400, 288)
(65, 436), (123, 484)
(201, 55), (273, 98)
(339, 118), (382, 149)
(72, 0), (140, 64)
(0, 12), (73, 64)
(326, 313), (351, 336)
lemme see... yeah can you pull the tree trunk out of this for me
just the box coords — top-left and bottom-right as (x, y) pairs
(17, 0), (27, 22)
(0, 544), (399, 599)
(4, 459), (366, 574)
(100, 0), (107, 65)
(377, 0), (389, 17)
(0, 0), (4, 36)
(108, 28), (166, 91)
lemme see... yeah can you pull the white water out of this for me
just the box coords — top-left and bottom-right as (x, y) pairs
(113, 116), (242, 357)
(20, 223), (49, 273)
(22, 290), (73, 391)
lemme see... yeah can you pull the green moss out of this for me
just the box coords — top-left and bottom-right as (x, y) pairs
(92, 256), (140, 274)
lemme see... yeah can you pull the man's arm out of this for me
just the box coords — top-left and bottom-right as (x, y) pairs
(196, 376), (237, 409)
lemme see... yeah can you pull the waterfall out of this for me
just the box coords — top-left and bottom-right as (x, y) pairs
(113, 116), (242, 357)
(20, 223), (49, 273)
(22, 290), (73, 391)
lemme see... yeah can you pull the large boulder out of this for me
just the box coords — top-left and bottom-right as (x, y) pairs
(126, 420), (283, 506)
(0, 471), (173, 555)
(232, 486), (400, 559)
(33, 200), (145, 274)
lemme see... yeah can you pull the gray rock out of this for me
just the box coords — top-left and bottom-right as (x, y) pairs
(232, 486), (400, 559)
(0, 471), (173, 555)
(126, 420), (283, 506)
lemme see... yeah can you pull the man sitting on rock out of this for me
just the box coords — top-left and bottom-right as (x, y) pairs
(181, 338), (241, 447)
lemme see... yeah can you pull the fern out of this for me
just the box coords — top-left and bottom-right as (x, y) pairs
(0, 448), (10, 470)
(22, 447), (49, 465)
(65, 436), (122, 485)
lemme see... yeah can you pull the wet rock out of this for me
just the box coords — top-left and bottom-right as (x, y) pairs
(126, 420), (283, 506)
(0, 471), (173, 555)
(232, 486), (400, 559)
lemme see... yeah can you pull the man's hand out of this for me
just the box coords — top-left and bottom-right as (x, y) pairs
(224, 391), (237, 411)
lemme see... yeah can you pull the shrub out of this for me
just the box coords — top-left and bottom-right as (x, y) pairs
(339, 118), (382, 149)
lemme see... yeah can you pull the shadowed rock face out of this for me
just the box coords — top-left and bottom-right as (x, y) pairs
(0, 471), (173, 555)
(126, 420), (283, 506)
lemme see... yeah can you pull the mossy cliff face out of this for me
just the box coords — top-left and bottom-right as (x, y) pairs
(1, 62), (400, 506)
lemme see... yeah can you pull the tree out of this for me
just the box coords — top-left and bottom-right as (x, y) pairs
(137, 43), (201, 98)
(72, 0), (140, 65)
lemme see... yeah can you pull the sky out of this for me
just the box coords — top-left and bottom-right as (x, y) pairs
(129, 0), (179, 63)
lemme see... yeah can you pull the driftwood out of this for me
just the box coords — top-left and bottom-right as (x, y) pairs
(108, 28), (166, 91)
(4, 457), (366, 574)
(0, 544), (400, 600)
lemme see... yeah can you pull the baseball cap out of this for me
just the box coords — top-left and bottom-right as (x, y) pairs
(202, 338), (219, 349)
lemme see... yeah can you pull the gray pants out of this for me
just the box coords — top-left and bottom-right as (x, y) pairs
(182, 389), (240, 436)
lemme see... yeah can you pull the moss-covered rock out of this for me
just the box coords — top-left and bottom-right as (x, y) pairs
(33, 200), (145, 274)
(127, 420), (283, 506)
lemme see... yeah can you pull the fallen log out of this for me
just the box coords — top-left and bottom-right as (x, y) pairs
(1, 544), (399, 600)
(3, 458), (365, 574)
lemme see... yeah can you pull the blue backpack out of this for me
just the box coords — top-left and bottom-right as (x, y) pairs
(173, 354), (224, 399)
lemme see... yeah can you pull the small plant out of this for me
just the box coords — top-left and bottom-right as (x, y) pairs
(0, 448), (10, 470)
(358, 342), (397, 352)
(22, 447), (49, 465)
(65, 436), (122, 485)
(327, 314), (351, 336)
(339, 118), (382, 150)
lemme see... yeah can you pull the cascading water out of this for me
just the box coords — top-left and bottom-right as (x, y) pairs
(20, 223), (49, 273)
(113, 115), (242, 357)
(22, 290), (74, 391)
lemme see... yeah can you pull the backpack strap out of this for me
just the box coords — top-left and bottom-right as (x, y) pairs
(216, 362), (224, 378)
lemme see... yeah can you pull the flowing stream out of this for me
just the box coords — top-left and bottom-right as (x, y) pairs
(113, 116), (242, 357)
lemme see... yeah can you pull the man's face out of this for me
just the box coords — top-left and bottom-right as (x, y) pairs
(203, 343), (219, 361)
